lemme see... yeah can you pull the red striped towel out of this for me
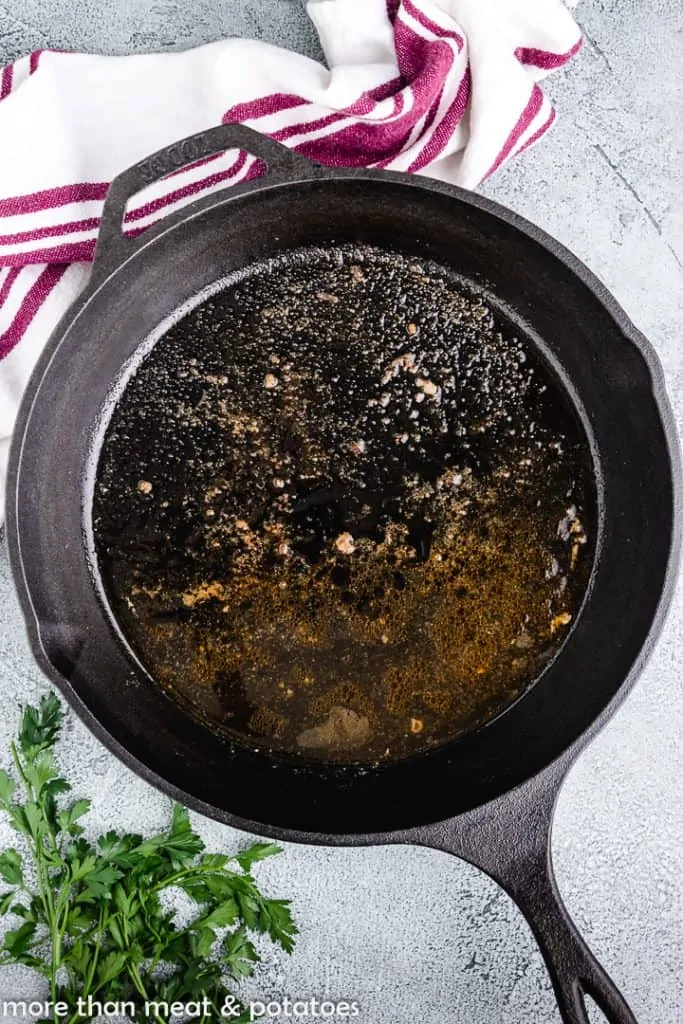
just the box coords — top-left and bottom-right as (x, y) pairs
(0, 0), (581, 518)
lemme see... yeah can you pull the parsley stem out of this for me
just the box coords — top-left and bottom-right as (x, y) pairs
(151, 866), (233, 894)
(129, 963), (167, 1024)
(83, 902), (106, 996)
(9, 742), (29, 790)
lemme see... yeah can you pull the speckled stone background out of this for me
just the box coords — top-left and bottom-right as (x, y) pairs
(0, 2), (681, 1022)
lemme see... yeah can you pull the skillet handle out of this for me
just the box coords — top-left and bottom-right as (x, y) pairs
(92, 123), (316, 282)
(415, 763), (638, 1024)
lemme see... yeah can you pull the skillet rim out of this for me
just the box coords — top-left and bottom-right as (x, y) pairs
(5, 165), (681, 841)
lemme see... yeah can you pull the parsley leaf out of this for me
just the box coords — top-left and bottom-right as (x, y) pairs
(234, 842), (282, 871)
(0, 848), (23, 886)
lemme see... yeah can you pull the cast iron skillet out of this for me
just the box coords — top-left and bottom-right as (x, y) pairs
(6, 124), (681, 1024)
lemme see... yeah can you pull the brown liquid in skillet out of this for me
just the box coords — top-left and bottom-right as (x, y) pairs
(92, 245), (595, 763)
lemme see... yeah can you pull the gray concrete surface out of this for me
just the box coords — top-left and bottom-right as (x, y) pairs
(0, 2), (682, 1022)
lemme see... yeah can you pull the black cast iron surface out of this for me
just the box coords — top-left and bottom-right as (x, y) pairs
(6, 125), (681, 1024)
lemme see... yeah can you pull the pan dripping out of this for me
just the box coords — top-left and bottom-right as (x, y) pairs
(92, 244), (596, 764)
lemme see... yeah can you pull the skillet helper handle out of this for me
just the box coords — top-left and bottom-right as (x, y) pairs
(92, 123), (316, 282)
(418, 767), (638, 1024)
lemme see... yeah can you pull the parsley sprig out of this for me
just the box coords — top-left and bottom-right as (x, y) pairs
(0, 694), (297, 1023)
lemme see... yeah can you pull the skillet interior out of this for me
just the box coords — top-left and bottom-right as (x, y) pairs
(90, 243), (596, 766)
(7, 174), (677, 835)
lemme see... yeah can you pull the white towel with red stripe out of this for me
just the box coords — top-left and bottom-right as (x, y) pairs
(0, 0), (582, 521)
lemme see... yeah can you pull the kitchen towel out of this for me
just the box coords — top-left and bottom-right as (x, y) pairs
(0, 0), (582, 520)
